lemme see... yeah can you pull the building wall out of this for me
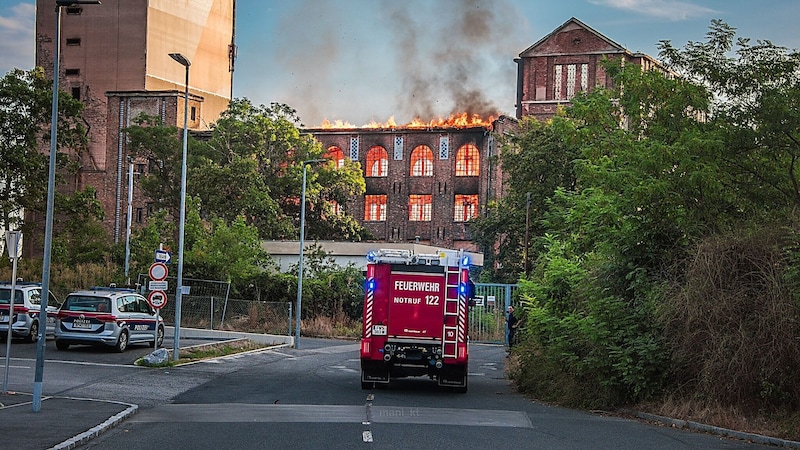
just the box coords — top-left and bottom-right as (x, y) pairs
(34, 0), (233, 246)
(305, 127), (493, 252)
(515, 17), (661, 121)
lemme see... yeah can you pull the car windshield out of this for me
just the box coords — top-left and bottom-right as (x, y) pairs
(0, 289), (23, 304)
(63, 296), (112, 313)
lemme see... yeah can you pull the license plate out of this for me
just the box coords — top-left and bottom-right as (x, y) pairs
(72, 319), (92, 329)
(372, 325), (387, 336)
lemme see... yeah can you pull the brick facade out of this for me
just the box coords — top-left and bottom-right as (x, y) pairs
(515, 17), (662, 121)
(305, 127), (502, 252)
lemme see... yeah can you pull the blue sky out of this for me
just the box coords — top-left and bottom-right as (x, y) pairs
(2, 0), (799, 126)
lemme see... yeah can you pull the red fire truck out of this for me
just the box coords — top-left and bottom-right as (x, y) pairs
(360, 248), (473, 392)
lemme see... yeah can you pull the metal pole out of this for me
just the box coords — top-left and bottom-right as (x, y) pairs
(524, 192), (531, 278)
(169, 53), (190, 361)
(32, 4), (63, 413)
(295, 164), (309, 349)
(294, 159), (325, 349)
(3, 231), (20, 393)
(34, 0), (101, 413)
(124, 159), (133, 284)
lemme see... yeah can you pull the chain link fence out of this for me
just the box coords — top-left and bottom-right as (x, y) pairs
(135, 274), (292, 335)
(135, 274), (515, 342)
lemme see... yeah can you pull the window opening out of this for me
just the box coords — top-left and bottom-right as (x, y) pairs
(454, 194), (478, 222)
(365, 146), (388, 177)
(364, 195), (387, 221)
(455, 144), (479, 176)
(408, 195), (432, 221)
(410, 145), (433, 176)
(325, 146), (345, 169)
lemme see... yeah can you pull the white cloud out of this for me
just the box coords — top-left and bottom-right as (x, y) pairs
(0, 3), (35, 73)
(589, 0), (717, 20)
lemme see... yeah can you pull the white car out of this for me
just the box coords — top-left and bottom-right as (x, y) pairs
(0, 281), (60, 343)
(55, 286), (164, 352)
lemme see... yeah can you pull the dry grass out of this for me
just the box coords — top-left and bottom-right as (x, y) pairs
(633, 396), (800, 441)
(301, 314), (361, 339)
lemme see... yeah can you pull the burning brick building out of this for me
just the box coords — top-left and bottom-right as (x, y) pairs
(304, 115), (510, 252)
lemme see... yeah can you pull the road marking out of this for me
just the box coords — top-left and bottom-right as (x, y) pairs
(130, 403), (533, 428)
(362, 431), (373, 442)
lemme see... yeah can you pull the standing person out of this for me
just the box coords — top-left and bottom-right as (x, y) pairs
(506, 305), (518, 349)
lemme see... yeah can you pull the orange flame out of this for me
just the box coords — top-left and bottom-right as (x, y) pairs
(320, 112), (494, 130)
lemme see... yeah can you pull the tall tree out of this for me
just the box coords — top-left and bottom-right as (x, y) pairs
(0, 68), (87, 235)
(470, 117), (579, 282)
(659, 19), (800, 212)
(201, 99), (366, 240)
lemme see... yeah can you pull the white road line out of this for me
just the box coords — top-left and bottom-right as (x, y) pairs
(130, 403), (533, 428)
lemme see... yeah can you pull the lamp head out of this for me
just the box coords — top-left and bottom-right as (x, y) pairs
(169, 53), (191, 68)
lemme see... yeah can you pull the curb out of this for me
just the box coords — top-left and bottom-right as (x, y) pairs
(50, 398), (138, 450)
(628, 410), (800, 449)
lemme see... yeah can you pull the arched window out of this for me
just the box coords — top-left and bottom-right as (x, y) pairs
(365, 146), (388, 177)
(325, 146), (345, 169)
(364, 195), (387, 221)
(454, 194), (478, 222)
(455, 144), (480, 176)
(408, 195), (432, 221)
(410, 145), (433, 176)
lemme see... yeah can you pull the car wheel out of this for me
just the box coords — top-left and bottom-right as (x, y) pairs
(151, 325), (164, 348)
(55, 340), (69, 351)
(115, 330), (129, 353)
(25, 321), (39, 343)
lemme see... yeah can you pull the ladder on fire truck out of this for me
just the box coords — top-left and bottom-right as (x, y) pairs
(442, 254), (462, 359)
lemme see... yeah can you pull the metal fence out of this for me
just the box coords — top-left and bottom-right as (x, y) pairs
(135, 274), (292, 335)
(135, 274), (516, 343)
(469, 283), (518, 344)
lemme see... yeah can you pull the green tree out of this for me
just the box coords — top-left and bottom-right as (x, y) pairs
(124, 114), (187, 230)
(659, 19), (800, 212)
(200, 99), (366, 240)
(52, 187), (108, 264)
(470, 117), (579, 282)
(0, 68), (87, 235)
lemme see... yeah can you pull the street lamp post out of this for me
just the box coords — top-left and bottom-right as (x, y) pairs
(295, 159), (325, 349)
(169, 52), (190, 361)
(124, 157), (133, 284)
(33, 0), (100, 413)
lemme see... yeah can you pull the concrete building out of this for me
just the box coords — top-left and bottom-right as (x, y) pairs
(515, 17), (665, 121)
(33, 0), (235, 247)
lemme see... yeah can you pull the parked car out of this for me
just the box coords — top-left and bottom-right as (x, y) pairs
(0, 281), (60, 343)
(54, 286), (164, 352)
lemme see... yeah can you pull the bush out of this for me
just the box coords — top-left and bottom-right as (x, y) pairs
(659, 228), (800, 409)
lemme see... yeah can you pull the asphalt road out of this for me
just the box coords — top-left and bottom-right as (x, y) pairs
(33, 338), (765, 450)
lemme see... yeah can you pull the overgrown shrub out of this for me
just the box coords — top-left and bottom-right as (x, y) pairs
(659, 228), (800, 409)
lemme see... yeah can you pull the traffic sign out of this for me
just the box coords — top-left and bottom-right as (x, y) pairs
(148, 280), (168, 291)
(154, 250), (172, 264)
(148, 290), (168, 309)
(149, 262), (168, 281)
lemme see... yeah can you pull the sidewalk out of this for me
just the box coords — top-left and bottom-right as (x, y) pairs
(0, 392), (136, 449)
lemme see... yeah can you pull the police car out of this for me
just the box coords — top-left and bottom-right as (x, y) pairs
(54, 286), (164, 352)
(0, 281), (60, 343)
